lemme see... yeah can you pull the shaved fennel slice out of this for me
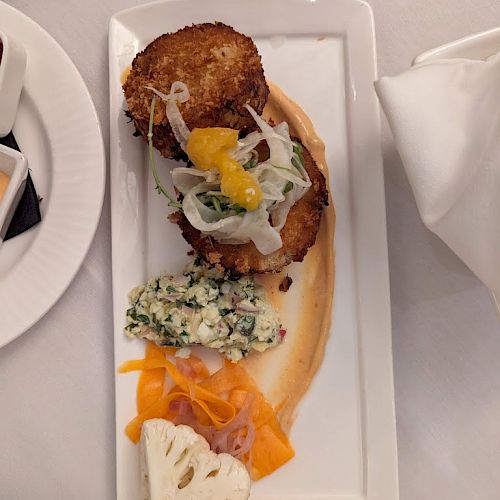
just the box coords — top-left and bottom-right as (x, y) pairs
(158, 93), (316, 254)
(273, 121), (290, 139)
(268, 168), (311, 232)
(146, 83), (191, 151)
(258, 180), (286, 203)
(243, 106), (308, 190)
(173, 164), (284, 205)
(254, 162), (311, 189)
(220, 209), (282, 255)
(229, 131), (263, 163)
(244, 105), (294, 168)
(165, 101), (190, 151)
(182, 187), (282, 255)
(172, 168), (219, 195)
(145, 82), (190, 103)
(270, 184), (305, 232)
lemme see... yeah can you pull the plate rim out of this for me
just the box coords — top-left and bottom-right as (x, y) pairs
(413, 25), (500, 64)
(0, 1), (106, 347)
(108, 1), (398, 499)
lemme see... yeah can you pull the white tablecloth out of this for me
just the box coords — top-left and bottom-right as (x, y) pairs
(1, 1), (499, 498)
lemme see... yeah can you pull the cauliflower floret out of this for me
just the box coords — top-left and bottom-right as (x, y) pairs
(140, 419), (250, 500)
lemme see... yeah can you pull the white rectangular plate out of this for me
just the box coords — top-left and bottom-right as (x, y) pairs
(109, 1), (398, 499)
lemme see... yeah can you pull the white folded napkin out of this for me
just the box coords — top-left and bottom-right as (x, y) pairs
(375, 53), (500, 301)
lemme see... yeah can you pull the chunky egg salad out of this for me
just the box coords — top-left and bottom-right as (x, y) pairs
(125, 257), (283, 362)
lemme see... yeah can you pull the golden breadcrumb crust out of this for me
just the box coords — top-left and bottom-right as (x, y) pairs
(123, 22), (269, 158)
(170, 142), (328, 274)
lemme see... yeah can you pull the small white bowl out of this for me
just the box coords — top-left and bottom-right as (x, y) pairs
(0, 30), (27, 138)
(0, 144), (28, 243)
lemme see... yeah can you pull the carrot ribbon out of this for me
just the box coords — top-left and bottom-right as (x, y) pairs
(118, 342), (294, 479)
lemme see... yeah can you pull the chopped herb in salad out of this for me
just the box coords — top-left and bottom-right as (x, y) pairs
(125, 257), (284, 362)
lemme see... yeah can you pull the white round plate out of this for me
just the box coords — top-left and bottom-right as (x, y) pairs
(0, 2), (105, 347)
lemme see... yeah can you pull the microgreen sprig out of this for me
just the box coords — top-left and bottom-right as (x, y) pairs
(147, 95), (182, 209)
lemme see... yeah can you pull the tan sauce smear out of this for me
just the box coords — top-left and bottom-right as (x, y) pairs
(242, 81), (336, 432)
(0, 171), (10, 201)
(120, 66), (132, 86)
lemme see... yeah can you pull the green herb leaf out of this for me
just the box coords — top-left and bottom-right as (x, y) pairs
(292, 141), (305, 170)
(243, 150), (259, 170)
(211, 196), (222, 213)
(235, 315), (256, 335)
(293, 141), (302, 153)
(231, 204), (247, 215)
(137, 314), (150, 323)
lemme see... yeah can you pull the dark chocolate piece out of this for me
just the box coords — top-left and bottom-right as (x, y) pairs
(0, 132), (41, 240)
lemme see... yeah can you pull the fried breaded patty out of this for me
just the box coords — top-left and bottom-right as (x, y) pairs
(170, 142), (329, 274)
(123, 23), (269, 158)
